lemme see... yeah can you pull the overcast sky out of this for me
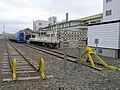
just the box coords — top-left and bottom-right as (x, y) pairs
(0, 0), (103, 34)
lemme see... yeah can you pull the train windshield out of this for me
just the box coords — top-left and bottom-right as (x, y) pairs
(20, 33), (24, 36)
(19, 33), (25, 40)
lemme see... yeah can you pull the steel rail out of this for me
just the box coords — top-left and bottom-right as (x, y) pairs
(9, 40), (103, 71)
(4, 38), (12, 71)
(24, 44), (104, 71)
(8, 41), (38, 71)
(24, 44), (77, 63)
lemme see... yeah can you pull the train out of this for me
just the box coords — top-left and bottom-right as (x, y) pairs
(29, 28), (87, 49)
(16, 32), (26, 42)
(9, 27), (87, 49)
(9, 31), (26, 43)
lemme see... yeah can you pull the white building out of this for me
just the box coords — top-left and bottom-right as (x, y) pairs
(88, 0), (120, 58)
(33, 20), (49, 31)
(103, 0), (120, 22)
(48, 16), (57, 25)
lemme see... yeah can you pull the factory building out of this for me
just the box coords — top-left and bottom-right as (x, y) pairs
(56, 20), (87, 48)
(32, 13), (103, 48)
(33, 20), (49, 31)
(48, 16), (57, 25)
(88, 0), (120, 58)
(80, 13), (103, 24)
(41, 20), (87, 39)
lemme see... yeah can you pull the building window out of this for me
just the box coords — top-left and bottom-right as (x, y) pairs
(106, 10), (112, 16)
(106, 0), (111, 3)
(39, 22), (42, 25)
(39, 29), (41, 31)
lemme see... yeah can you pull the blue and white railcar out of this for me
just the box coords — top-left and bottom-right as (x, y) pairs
(15, 32), (26, 42)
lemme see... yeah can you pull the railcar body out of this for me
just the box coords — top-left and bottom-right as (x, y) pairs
(15, 32), (26, 42)
(29, 28), (87, 49)
(9, 32), (26, 43)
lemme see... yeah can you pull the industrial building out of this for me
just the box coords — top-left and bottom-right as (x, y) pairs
(31, 13), (103, 48)
(48, 16), (57, 25)
(33, 16), (58, 32)
(80, 13), (103, 24)
(33, 20), (49, 31)
(88, 0), (120, 58)
(32, 19), (87, 48)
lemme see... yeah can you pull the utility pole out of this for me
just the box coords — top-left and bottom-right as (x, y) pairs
(33, 20), (34, 31)
(3, 25), (5, 37)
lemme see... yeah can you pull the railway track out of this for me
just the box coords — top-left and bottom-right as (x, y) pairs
(22, 43), (78, 63)
(10, 40), (119, 72)
(2, 39), (41, 82)
(13, 41), (104, 71)
(1, 40), (120, 89)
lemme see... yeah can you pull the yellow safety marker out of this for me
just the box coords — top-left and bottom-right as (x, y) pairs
(12, 58), (17, 80)
(80, 47), (120, 70)
(38, 58), (45, 79)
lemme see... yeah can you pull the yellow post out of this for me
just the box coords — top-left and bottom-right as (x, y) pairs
(88, 52), (96, 68)
(12, 58), (16, 80)
(38, 58), (45, 79)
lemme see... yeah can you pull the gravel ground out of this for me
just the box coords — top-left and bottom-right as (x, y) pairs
(1, 40), (120, 90)
(0, 38), (5, 87)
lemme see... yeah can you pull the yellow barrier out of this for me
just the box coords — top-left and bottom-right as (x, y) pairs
(38, 58), (45, 79)
(80, 47), (119, 70)
(12, 58), (16, 80)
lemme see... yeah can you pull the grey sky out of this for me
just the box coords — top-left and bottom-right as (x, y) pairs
(0, 0), (103, 34)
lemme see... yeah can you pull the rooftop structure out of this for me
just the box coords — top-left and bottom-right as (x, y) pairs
(80, 13), (103, 24)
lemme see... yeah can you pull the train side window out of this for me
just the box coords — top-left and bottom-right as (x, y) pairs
(51, 34), (53, 36)
(32, 35), (35, 38)
(46, 34), (50, 37)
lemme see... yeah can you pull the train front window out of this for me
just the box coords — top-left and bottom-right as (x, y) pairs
(20, 33), (24, 36)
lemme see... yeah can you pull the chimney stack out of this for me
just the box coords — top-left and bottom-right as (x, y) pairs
(66, 13), (68, 21)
